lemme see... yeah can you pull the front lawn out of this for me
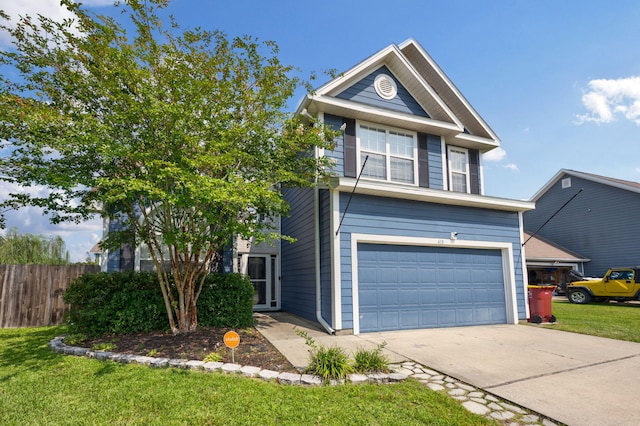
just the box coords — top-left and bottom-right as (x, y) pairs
(0, 327), (493, 425)
(550, 299), (640, 342)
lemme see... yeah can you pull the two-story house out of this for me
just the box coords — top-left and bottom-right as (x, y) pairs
(103, 39), (535, 334)
(279, 39), (534, 334)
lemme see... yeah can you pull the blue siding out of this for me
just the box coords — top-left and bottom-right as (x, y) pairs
(324, 114), (345, 176)
(281, 188), (317, 321)
(336, 66), (429, 117)
(427, 134), (443, 189)
(524, 175), (640, 276)
(338, 193), (525, 329)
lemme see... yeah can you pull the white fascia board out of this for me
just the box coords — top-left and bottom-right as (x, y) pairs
(398, 39), (501, 142)
(451, 132), (501, 151)
(528, 169), (570, 201)
(308, 44), (462, 129)
(329, 177), (535, 212)
(307, 95), (463, 136)
(565, 170), (640, 195)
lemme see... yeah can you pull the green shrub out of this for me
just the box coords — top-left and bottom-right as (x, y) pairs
(64, 271), (254, 337)
(352, 342), (390, 373)
(297, 330), (353, 383)
(64, 271), (166, 337)
(197, 273), (254, 328)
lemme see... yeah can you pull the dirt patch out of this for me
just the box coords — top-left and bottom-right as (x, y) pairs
(84, 326), (298, 372)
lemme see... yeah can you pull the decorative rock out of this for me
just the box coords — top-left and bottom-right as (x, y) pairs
(185, 360), (204, 370)
(348, 374), (369, 384)
(278, 372), (301, 385)
(301, 374), (322, 385)
(444, 377), (455, 383)
(486, 394), (499, 403)
(489, 410), (515, 421)
(394, 368), (414, 376)
(133, 356), (155, 365)
(203, 362), (223, 371)
(430, 375), (445, 381)
(168, 359), (187, 369)
(258, 369), (280, 380)
(412, 373), (432, 380)
(452, 396), (468, 401)
(500, 402), (527, 414)
(542, 419), (558, 426)
(94, 351), (113, 361)
(445, 383), (456, 389)
(468, 391), (484, 398)
(388, 372), (408, 382)
(448, 388), (467, 396)
(462, 401), (491, 415)
(456, 383), (476, 392)
(367, 373), (388, 383)
(221, 363), (242, 373)
(487, 402), (504, 411)
(426, 383), (445, 391)
(521, 414), (540, 423)
(150, 358), (169, 368)
(240, 366), (261, 377)
(111, 353), (136, 364)
(470, 397), (487, 405)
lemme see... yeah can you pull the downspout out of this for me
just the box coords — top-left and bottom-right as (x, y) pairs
(314, 127), (335, 334)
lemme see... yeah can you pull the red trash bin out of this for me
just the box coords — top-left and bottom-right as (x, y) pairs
(527, 285), (556, 323)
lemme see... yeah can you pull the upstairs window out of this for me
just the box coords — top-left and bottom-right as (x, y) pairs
(358, 124), (416, 184)
(447, 146), (469, 193)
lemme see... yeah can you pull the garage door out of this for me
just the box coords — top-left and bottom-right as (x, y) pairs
(358, 244), (506, 332)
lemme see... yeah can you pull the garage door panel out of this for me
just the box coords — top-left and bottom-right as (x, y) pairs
(358, 244), (506, 332)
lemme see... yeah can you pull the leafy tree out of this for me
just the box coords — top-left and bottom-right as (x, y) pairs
(0, 0), (335, 333)
(0, 228), (70, 265)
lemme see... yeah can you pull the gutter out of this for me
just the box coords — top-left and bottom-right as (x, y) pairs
(314, 145), (335, 335)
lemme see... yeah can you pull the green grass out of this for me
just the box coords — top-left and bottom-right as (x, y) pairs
(0, 327), (493, 425)
(550, 299), (640, 342)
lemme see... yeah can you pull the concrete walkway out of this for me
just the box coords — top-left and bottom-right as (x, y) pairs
(255, 312), (640, 426)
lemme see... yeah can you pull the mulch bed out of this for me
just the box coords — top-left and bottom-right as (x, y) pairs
(84, 326), (298, 373)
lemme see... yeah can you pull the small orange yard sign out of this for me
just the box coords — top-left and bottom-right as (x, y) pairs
(223, 331), (240, 349)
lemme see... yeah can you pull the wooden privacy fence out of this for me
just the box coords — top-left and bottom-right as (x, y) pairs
(0, 264), (100, 328)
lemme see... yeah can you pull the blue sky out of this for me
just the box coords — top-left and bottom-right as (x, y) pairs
(2, 0), (640, 261)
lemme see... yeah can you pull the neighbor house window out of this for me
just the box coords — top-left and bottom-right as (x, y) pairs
(447, 146), (469, 193)
(358, 124), (416, 184)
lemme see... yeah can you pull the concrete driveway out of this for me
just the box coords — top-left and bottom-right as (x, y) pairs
(256, 313), (640, 426)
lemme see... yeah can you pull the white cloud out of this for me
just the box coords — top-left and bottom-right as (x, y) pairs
(483, 147), (506, 162)
(576, 76), (640, 125)
(0, 0), (114, 48)
(503, 163), (519, 172)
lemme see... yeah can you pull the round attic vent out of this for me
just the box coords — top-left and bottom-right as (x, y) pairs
(374, 73), (397, 100)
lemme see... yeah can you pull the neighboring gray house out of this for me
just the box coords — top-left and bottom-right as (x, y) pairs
(281, 39), (534, 334)
(524, 169), (640, 277)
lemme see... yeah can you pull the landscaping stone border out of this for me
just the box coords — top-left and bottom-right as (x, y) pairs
(50, 336), (560, 425)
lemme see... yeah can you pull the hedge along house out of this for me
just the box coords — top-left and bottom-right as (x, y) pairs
(282, 39), (535, 334)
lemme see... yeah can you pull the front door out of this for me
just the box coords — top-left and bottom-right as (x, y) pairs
(245, 254), (279, 310)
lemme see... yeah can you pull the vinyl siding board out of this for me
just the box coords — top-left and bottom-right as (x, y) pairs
(281, 187), (317, 321)
(524, 175), (640, 276)
(427, 135), (444, 189)
(324, 114), (346, 176)
(336, 66), (429, 118)
(338, 193), (525, 329)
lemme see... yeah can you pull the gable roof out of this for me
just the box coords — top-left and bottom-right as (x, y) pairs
(297, 39), (500, 152)
(523, 231), (590, 263)
(530, 169), (640, 201)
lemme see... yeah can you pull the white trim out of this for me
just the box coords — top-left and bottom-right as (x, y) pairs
(327, 176), (534, 212)
(331, 190), (342, 329)
(479, 153), (485, 196)
(447, 145), (471, 194)
(519, 212), (530, 320)
(350, 233), (518, 335)
(356, 120), (419, 186)
(440, 137), (448, 191)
